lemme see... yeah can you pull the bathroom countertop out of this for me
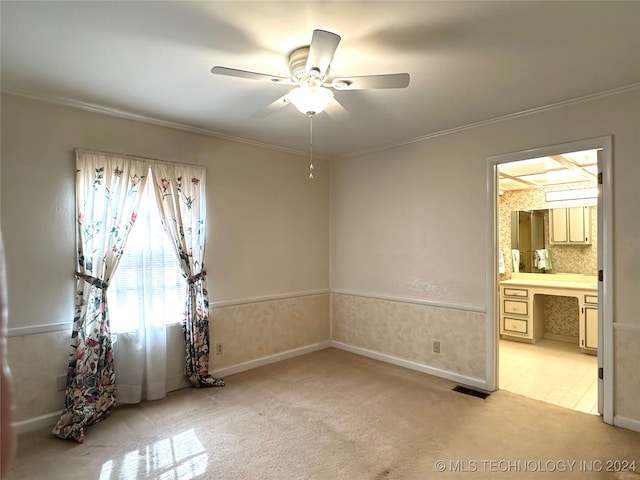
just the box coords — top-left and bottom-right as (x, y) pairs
(500, 273), (597, 291)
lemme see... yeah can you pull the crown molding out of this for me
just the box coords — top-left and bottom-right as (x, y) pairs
(3, 83), (638, 161)
(0, 88), (313, 158)
(339, 83), (640, 160)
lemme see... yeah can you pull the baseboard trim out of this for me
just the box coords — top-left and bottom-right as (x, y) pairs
(212, 341), (331, 377)
(16, 343), (640, 435)
(613, 415), (640, 433)
(330, 340), (487, 391)
(13, 411), (62, 434)
(544, 333), (578, 344)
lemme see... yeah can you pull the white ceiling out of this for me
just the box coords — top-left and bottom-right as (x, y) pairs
(1, 1), (639, 159)
(499, 149), (598, 192)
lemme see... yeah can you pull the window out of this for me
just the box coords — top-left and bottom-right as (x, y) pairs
(108, 176), (185, 334)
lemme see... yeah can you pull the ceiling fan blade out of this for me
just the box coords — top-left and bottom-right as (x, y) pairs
(251, 94), (290, 119)
(332, 73), (410, 90)
(211, 66), (293, 85)
(306, 30), (341, 78)
(324, 99), (349, 122)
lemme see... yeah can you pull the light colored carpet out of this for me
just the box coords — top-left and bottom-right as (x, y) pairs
(7, 348), (640, 479)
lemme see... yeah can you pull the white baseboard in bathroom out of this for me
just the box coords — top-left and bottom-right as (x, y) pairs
(330, 340), (488, 391)
(212, 341), (331, 378)
(544, 333), (579, 344)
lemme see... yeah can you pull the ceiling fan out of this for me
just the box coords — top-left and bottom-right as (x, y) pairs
(211, 29), (410, 118)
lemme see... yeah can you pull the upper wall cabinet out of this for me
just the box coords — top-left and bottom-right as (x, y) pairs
(550, 206), (591, 245)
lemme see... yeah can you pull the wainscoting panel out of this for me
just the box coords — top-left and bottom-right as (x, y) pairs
(331, 293), (486, 381)
(210, 293), (330, 368)
(7, 330), (71, 424)
(614, 324), (640, 430)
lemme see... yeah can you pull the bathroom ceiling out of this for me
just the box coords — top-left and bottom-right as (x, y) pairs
(1, 2), (639, 159)
(498, 149), (598, 192)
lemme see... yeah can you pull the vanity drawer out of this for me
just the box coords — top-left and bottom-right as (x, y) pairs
(503, 288), (528, 297)
(503, 317), (528, 334)
(503, 300), (529, 316)
(584, 294), (598, 305)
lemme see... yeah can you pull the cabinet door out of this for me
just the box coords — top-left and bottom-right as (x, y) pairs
(568, 206), (587, 243)
(551, 208), (568, 243)
(584, 307), (598, 350)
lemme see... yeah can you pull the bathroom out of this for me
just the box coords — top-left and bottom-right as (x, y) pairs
(497, 149), (599, 414)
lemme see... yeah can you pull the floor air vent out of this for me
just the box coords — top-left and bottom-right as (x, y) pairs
(453, 386), (490, 399)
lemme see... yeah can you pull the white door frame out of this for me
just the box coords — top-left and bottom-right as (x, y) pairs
(485, 136), (613, 425)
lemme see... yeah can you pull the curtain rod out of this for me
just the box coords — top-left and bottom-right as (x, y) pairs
(74, 148), (206, 170)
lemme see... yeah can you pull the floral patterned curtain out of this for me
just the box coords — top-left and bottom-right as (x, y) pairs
(52, 151), (148, 442)
(150, 163), (224, 388)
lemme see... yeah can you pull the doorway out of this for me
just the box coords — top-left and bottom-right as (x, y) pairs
(486, 137), (613, 424)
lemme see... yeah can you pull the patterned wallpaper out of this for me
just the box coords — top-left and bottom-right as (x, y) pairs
(542, 295), (579, 337)
(7, 330), (72, 422)
(615, 329), (640, 421)
(210, 293), (330, 368)
(331, 294), (486, 379)
(498, 181), (597, 339)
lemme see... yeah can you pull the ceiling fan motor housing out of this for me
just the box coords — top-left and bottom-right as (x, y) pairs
(289, 47), (326, 83)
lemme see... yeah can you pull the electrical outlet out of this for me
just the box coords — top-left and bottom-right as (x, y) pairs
(215, 342), (223, 355)
(56, 374), (67, 391)
(432, 340), (441, 354)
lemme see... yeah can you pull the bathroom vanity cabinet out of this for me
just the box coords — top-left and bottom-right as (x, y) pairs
(499, 273), (598, 354)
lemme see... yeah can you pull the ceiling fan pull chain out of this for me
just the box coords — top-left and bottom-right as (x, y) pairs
(309, 113), (314, 179)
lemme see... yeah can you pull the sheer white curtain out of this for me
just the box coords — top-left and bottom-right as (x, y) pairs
(151, 163), (223, 387)
(108, 169), (187, 404)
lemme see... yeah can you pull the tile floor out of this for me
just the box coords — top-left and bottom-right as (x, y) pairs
(499, 338), (599, 415)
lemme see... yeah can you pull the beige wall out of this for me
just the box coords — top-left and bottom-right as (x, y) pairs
(1, 93), (330, 422)
(331, 87), (640, 423)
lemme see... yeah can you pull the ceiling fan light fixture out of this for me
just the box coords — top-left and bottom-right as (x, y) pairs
(286, 86), (334, 115)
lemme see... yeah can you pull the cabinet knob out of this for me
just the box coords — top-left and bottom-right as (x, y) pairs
(512, 306), (517, 310)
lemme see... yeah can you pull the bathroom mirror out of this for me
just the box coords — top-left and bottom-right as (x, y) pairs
(511, 210), (546, 272)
